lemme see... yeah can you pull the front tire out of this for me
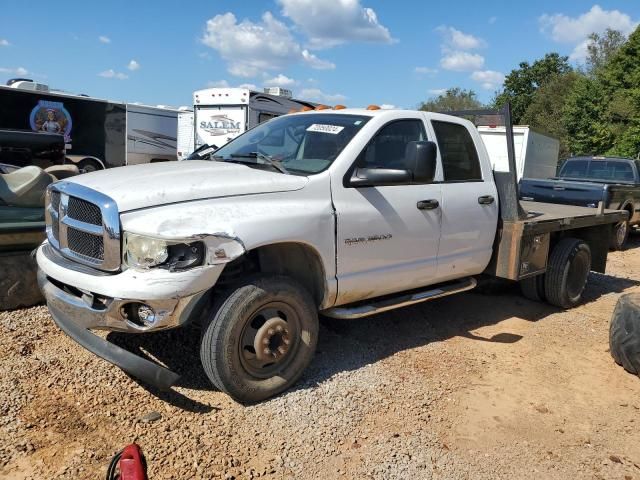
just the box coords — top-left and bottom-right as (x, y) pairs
(610, 220), (629, 251)
(200, 275), (318, 403)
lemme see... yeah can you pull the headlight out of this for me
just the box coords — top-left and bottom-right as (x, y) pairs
(124, 233), (208, 270)
(124, 233), (169, 269)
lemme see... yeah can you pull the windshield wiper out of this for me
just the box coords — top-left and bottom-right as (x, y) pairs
(230, 152), (289, 174)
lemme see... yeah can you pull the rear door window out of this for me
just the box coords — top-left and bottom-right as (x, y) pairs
(431, 121), (482, 181)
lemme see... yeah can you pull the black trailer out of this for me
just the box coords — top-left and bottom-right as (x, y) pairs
(0, 85), (126, 171)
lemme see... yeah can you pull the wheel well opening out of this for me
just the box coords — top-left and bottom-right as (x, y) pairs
(216, 243), (326, 307)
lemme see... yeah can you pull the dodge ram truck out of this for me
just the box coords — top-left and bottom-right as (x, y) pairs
(520, 156), (640, 250)
(36, 105), (627, 402)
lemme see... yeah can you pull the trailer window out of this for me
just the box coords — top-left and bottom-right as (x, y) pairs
(258, 113), (278, 124)
(432, 121), (482, 181)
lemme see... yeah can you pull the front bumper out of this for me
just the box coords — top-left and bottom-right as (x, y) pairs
(38, 271), (183, 389)
(36, 242), (221, 390)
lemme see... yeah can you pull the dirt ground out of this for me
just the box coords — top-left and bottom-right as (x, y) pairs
(1, 235), (640, 479)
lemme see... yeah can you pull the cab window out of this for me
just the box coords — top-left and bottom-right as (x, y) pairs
(432, 121), (482, 181)
(357, 120), (426, 170)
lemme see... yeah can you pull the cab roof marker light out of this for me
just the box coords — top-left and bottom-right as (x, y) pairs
(334, 105), (346, 110)
(315, 105), (329, 110)
(367, 105), (381, 110)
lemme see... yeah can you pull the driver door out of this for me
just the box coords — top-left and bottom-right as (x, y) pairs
(331, 118), (443, 305)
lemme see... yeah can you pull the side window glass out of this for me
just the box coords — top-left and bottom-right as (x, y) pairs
(357, 120), (425, 170)
(432, 121), (482, 181)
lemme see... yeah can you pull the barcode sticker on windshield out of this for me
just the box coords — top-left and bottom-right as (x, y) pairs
(306, 124), (345, 134)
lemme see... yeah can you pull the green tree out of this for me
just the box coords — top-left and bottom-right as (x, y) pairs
(494, 53), (573, 123)
(522, 72), (580, 159)
(585, 28), (627, 75)
(564, 25), (640, 157)
(419, 88), (482, 112)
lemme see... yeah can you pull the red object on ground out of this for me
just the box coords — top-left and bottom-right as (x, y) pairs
(119, 444), (148, 480)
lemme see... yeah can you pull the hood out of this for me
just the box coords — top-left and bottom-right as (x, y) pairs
(67, 160), (308, 212)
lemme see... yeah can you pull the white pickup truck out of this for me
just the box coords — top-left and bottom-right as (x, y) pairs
(36, 105), (626, 402)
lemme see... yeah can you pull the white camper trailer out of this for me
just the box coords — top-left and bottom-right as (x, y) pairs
(126, 104), (181, 165)
(192, 87), (315, 149)
(176, 107), (195, 160)
(478, 125), (560, 181)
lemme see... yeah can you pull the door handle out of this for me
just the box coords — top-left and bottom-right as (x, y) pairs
(417, 199), (439, 210)
(478, 195), (495, 205)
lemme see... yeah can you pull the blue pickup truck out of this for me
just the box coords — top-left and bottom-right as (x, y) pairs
(520, 156), (640, 250)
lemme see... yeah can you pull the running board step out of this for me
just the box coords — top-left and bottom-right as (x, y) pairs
(322, 277), (477, 319)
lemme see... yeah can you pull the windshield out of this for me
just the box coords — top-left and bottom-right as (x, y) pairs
(211, 113), (371, 175)
(559, 159), (635, 182)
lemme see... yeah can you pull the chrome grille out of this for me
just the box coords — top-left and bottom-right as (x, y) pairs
(67, 227), (105, 260)
(68, 197), (102, 225)
(45, 182), (121, 271)
(50, 191), (60, 213)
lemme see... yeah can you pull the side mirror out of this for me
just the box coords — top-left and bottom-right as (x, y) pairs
(405, 141), (437, 183)
(349, 168), (412, 187)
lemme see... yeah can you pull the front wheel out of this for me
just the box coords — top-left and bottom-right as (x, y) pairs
(610, 220), (629, 251)
(200, 275), (318, 403)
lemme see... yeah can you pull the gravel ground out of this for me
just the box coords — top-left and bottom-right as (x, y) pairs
(2, 236), (640, 479)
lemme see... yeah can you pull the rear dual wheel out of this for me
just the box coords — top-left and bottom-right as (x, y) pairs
(200, 275), (318, 403)
(520, 238), (591, 309)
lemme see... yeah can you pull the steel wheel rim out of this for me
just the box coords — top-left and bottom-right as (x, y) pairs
(617, 221), (628, 245)
(567, 250), (590, 299)
(238, 301), (301, 379)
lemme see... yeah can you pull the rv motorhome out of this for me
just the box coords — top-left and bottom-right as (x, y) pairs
(0, 79), (182, 171)
(192, 87), (316, 150)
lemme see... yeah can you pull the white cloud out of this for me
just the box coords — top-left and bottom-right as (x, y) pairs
(299, 88), (346, 104)
(301, 49), (335, 70)
(265, 74), (297, 87)
(278, 0), (395, 49)
(539, 5), (639, 60)
(127, 60), (140, 71)
(471, 70), (505, 90)
(0, 39), (9, 47)
(437, 26), (485, 50)
(428, 88), (447, 96)
(207, 79), (230, 88)
(201, 12), (334, 77)
(0, 66), (28, 76)
(99, 35), (111, 44)
(98, 69), (128, 80)
(440, 51), (484, 71)
(414, 66), (438, 75)
(380, 104), (395, 109)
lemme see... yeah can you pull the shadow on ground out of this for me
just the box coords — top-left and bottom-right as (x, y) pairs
(107, 251), (639, 410)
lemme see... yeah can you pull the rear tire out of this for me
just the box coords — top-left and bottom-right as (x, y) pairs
(200, 275), (318, 403)
(610, 220), (629, 251)
(609, 293), (640, 375)
(544, 238), (591, 309)
(520, 274), (546, 302)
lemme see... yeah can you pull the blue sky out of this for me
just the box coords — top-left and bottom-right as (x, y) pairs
(1, 1), (639, 109)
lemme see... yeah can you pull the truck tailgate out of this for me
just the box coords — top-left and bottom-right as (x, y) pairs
(520, 178), (606, 207)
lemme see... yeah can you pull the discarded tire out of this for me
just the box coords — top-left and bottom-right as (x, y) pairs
(609, 293), (640, 375)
